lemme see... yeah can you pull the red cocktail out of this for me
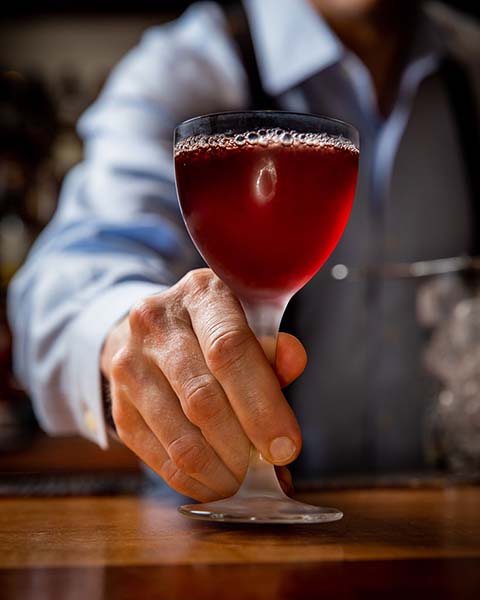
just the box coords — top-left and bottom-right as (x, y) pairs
(176, 128), (358, 302)
(174, 112), (359, 524)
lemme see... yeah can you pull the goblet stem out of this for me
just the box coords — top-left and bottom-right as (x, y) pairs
(178, 293), (344, 522)
(238, 297), (291, 498)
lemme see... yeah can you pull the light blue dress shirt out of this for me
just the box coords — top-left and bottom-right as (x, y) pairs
(8, 0), (474, 475)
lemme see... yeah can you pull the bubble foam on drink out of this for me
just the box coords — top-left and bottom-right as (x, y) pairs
(175, 128), (358, 157)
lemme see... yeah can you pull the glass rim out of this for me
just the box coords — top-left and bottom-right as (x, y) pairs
(174, 110), (359, 147)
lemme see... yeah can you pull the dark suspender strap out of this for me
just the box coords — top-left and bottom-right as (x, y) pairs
(225, 2), (279, 109)
(440, 56), (480, 256)
(224, 3), (294, 333)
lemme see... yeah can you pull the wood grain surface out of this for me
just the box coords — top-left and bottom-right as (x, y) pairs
(1, 487), (479, 567)
(1, 486), (479, 598)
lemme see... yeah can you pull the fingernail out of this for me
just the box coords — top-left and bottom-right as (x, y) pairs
(269, 436), (296, 463)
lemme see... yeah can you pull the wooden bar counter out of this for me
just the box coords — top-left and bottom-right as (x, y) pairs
(1, 483), (479, 599)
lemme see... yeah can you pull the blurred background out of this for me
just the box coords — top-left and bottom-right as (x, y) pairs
(0, 0), (478, 485)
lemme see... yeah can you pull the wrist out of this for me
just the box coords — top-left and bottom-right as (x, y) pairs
(101, 373), (117, 435)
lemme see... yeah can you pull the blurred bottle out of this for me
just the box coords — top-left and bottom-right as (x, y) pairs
(419, 262), (480, 477)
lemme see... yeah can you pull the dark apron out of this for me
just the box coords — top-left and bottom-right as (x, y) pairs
(225, 2), (480, 475)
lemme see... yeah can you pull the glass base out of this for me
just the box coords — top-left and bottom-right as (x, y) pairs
(179, 494), (343, 524)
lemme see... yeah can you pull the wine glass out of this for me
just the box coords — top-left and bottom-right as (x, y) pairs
(174, 111), (359, 523)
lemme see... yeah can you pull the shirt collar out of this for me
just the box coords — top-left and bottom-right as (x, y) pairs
(244, 0), (446, 97)
(244, 0), (343, 96)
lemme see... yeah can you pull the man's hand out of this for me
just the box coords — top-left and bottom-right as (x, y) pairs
(101, 269), (307, 501)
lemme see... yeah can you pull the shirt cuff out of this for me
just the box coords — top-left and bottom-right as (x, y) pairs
(66, 281), (168, 448)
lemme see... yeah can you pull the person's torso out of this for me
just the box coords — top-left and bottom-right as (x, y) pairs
(225, 1), (477, 477)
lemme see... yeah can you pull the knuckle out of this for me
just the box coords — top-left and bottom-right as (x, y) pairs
(167, 434), (212, 476)
(180, 269), (213, 301)
(128, 298), (161, 334)
(182, 374), (224, 425)
(183, 268), (212, 289)
(159, 461), (216, 501)
(110, 347), (135, 381)
(160, 460), (189, 490)
(205, 327), (250, 374)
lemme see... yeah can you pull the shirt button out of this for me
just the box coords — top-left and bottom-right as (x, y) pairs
(84, 408), (97, 434)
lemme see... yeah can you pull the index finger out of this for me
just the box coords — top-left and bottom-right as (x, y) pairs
(186, 283), (302, 466)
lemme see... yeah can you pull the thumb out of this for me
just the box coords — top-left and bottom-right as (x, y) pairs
(274, 333), (307, 387)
